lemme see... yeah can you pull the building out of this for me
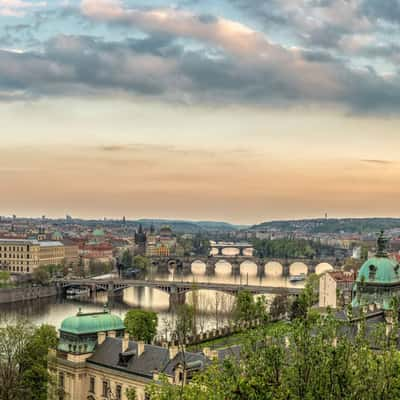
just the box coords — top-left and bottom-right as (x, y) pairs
(54, 308), (211, 400)
(352, 231), (400, 310)
(145, 226), (178, 257)
(319, 271), (355, 308)
(134, 224), (147, 256)
(0, 239), (65, 273)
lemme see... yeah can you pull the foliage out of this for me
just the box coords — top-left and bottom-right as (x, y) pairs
(234, 290), (267, 323)
(269, 294), (290, 320)
(133, 255), (151, 271)
(32, 266), (51, 285)
(124, 310), (158, 343)
(0, 270), (11, 287)
(252, 237), (335, 258)
(121, 249), (133, 270)
(88, 260), (112, 277)
(148, 291), (400, 400)
(125, 387), (137, 400)
(0, 322), (57, 400)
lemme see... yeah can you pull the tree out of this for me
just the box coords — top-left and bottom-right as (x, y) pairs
(124, 310), (158, 343)
(121, 250), (133, 270)
(32, 266), (51, 285)
(0, 322), (57, 400)
(270, 293), (290, 320)
(133, 255), (151, 271)
(19, 324), (58, 400)
(0, 271), (11, 287)
(234, 290), (257, 322)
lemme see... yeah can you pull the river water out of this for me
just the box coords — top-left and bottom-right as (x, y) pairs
(0, 258), (333, 336)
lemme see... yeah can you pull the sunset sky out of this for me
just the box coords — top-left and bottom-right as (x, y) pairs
(1, 0), (400, 224)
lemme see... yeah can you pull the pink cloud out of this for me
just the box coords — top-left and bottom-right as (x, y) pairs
(0, 0), (46, 16)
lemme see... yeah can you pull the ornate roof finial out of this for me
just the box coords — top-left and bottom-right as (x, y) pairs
(376, 230), (389, 257)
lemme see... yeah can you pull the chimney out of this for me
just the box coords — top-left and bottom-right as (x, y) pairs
(169, 345), (179, 360)
(153, 369), (159, 381)
(122, 332), (129, 352)
(137, 341), (145, 357)
(97, 332), (106, 345)
(385, 309), (394, 337)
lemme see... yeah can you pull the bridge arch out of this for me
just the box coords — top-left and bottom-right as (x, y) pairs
(239, 260), (258, 276)
(191, 259), (207, 274)
(315, 262), (334, 275)
(289, 262), (308, 276)
(265, 261), (283, 276)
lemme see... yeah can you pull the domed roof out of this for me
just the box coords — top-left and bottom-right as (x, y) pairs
(356, 256), (400, 284)
(93, 228), (105, 237)
(52, 231), (63, 240)
(356, 231), (400, 284)
(60, 309), (125, 335)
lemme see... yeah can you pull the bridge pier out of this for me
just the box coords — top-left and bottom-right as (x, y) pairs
(308, 263), (316, 275)
(205, 261), (216, 275)
(231, 262), (240, 276)
(257, 262), (265, 277)
(282, 263), (290, 277)
(169, 291), (186, 308)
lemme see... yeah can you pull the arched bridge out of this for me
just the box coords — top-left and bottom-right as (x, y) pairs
(56, 278), (303, 307)
(150, 256), (339, 276)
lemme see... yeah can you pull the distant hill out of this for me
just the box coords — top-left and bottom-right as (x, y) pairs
(250, 218), (400, 234)
(135, 219), (243, 233)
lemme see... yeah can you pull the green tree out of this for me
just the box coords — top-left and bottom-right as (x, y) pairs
(124, 310), (158, 343)
(32, 266), (51, 285)
(19, 324), (58, 400)
(234, 290), (257, 322)
(0, 270), (11, 287)
(0, 322), (57, 400)
(121, 250), (133, 270)
(133, 255), (151, 271)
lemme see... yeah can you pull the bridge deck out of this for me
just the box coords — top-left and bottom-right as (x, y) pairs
(58, 279), (303, 295)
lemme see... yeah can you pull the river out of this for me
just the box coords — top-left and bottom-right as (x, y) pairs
(0, 259), (333, 336)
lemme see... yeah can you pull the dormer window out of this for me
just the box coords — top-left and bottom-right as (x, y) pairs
(369, 265), (377, 280)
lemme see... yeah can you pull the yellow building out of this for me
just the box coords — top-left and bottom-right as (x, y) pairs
(0, 239), (65, 273)
(54, 309), (209, 400)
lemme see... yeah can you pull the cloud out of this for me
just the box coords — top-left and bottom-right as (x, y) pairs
(0, 0), (46, 17)
(361, 159), (393, 165)
(0, 1), (400, 113)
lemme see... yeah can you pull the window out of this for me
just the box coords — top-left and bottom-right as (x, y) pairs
(89, 377), (95, 393)
(116, 385), (122, 400)
(59, 372), (65, 389)
(102, 381), (109, 397)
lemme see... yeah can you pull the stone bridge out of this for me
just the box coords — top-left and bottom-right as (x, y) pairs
(149, 255), (339, 277)
(56, 278), (303, 307)
(210, 242), (253, 256)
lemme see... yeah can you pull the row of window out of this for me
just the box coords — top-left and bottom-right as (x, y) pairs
(5, 265), (30, 272)
(0, 253), (30, 259)
(0, 245), (30, 252)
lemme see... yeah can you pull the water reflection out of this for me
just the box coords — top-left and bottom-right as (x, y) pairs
(0, 258), (307, 333)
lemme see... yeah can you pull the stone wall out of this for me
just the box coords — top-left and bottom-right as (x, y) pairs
(154, 319), (263, 347)
(0, 285), (57, 304)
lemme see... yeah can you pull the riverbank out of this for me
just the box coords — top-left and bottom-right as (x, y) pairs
(0, 285), (57, 304)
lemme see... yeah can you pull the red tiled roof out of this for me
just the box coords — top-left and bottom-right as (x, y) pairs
(328, 271), (355, 282)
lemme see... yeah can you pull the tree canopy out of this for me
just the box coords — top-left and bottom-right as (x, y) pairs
(124, 310), (158, 344)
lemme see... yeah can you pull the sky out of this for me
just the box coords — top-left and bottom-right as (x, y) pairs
(1, 0), (400, 224)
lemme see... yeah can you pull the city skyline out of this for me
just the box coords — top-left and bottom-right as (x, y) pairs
(2, 0), (400, 223)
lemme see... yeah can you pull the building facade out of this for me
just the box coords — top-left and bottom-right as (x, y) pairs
(0, 239), (65, 273)
(352, 231), (400, 310)
(319, 271), (355, 308)
(54, 308), (210, 400)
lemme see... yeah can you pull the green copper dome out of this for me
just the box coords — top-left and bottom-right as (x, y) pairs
(357, 257), (400, 284)
(60, 309), (125, 335)
(93, 229), (105, 237)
